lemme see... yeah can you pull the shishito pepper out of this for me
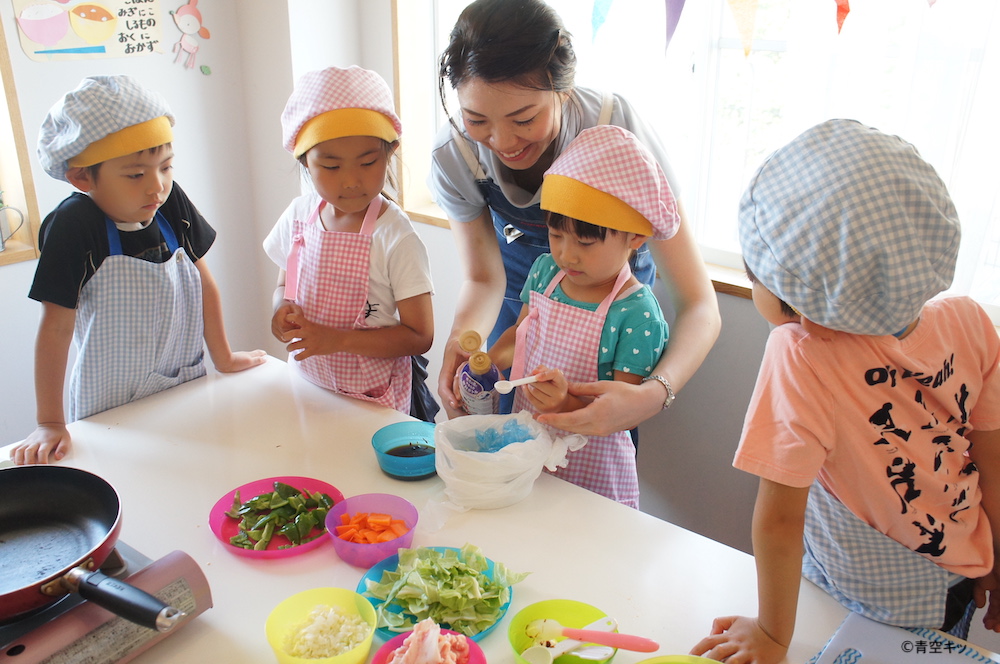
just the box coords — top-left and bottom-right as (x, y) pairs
(226, 481), (336, 551)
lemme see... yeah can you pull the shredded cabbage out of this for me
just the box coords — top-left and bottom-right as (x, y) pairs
(364, 544), (528, 637)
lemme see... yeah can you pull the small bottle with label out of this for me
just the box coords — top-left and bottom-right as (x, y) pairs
(457, 331), (500, 415)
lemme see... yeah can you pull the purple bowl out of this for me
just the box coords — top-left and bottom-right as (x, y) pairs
(326, 493), (418, 568)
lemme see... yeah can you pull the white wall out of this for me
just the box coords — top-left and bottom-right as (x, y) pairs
(638, 287), (769, 554)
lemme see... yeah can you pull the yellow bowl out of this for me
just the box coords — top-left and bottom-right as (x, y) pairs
(266, 588), (377, 664)
(508, 599), (615, 664)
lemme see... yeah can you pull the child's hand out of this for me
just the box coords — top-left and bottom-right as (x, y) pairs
(11, 424), (72, 465)
(284, 312), (340, 361)
(271, 301), (305, 343)
(214, 349), (268, 373)
(974, 568), (1000, 632)
(522, 366), (569, 413)
(689, 615), (788, 664)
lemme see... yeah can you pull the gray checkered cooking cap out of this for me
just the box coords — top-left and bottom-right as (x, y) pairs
(739, 119), (960, 335)
(37, 75), (174, 183)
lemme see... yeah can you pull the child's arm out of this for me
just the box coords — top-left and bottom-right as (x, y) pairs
(690, 478), (809, 664)
(270, 269), (305, 343)
(284, 292), (433, 360)
(968, 427), (1000, 631)
(11, 302), (75, 464)
(196, 259), (267, 372)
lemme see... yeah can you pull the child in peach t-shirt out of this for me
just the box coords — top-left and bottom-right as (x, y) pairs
(692, 119), (1000, 664)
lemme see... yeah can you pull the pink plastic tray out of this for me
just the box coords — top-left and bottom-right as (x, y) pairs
(371, 628), (486, 664)
(209, 475), (344, 559)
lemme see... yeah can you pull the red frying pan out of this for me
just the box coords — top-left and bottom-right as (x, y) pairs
(0, 465), (183, 631)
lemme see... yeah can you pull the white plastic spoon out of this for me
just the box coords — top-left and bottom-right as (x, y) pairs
(520, 617), (617, 664)
(495, 375), (540, 394)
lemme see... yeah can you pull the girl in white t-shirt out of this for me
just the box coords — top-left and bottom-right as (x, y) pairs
(263, 66), (437, 419)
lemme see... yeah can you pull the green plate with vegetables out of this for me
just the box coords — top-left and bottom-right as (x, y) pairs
(209, 476), (344, 558)
(359, 544), (528, 641)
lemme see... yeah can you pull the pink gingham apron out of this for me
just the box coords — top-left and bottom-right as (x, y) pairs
(284, 196), (411, 412)
(510, 264), (639, 507)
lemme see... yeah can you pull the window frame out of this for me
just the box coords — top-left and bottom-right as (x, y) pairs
(0, 12), (41, 268)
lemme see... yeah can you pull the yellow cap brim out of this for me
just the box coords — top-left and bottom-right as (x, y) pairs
(68, 116), (173, 168)
(294, 108), (399, 157)
(541, 174), (653, 236)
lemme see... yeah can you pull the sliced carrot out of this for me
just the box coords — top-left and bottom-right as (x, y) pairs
(335, 525), (358, 538)
(368, 513), (392, 528)
(335, 511), (410, 544)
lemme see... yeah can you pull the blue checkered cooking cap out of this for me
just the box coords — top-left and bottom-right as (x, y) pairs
(739, 119), (960, 335)
(37, 75), (175, 182)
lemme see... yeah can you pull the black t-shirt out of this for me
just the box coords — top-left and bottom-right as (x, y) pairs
(29, 182), (216, 309)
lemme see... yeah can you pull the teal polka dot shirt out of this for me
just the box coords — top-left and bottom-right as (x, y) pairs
(521, 254), (668, 380)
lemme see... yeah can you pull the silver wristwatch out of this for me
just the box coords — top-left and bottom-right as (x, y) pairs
(642, 374), (675, 410)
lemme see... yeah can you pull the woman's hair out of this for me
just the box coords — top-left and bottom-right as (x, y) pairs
(438, 0), (577, 107)
(743, 260), (799, 319)
(546, 212), (614, 241)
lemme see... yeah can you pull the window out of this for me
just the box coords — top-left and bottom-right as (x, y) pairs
(401, 1), (1000, 320)
(0, 12), (41, 267)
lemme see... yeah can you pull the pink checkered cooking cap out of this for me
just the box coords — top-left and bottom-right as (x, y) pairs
(281, 66), (402, 158)
(542, 125), (680, 240)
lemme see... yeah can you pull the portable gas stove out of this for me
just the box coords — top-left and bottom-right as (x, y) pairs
(0, 543), (212, 664)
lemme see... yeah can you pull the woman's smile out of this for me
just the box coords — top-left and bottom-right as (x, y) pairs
(457, 78), (563, 172)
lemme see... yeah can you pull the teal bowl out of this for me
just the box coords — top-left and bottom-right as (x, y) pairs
(371, 421), (437, 481)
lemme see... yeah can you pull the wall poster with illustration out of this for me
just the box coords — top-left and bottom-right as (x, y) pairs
(12, 0), (164, 61)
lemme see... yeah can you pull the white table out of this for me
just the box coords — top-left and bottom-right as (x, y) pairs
(2, 357), (848, 663)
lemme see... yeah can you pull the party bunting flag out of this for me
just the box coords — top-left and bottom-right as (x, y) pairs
(666, 0), (686, 49)
(727, 0), (758, 56)
(592, 0), (613, 40)
(836, 0), (850, 33)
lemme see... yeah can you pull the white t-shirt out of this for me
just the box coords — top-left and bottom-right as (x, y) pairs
(263, 192), (434, 329)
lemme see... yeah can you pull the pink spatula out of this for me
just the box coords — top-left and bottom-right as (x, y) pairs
(525, 618), (659, 652)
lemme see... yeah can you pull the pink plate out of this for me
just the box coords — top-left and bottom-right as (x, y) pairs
(371, 629), (486, 664)
(208, 476), (345, 559)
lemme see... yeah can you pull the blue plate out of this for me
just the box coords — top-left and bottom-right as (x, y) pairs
(357, 546), (513, 642)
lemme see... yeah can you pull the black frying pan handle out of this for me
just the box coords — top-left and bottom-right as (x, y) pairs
(75, 570), (186, 632)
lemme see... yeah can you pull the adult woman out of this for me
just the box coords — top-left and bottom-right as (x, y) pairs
(430, 0), (720, 431)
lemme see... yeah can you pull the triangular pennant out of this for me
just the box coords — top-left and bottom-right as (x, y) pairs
(666, 0), (686, 48)
(727, 0), (758, 56)
(836, 0), (850, 33)
(592, 0), (613, 40)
